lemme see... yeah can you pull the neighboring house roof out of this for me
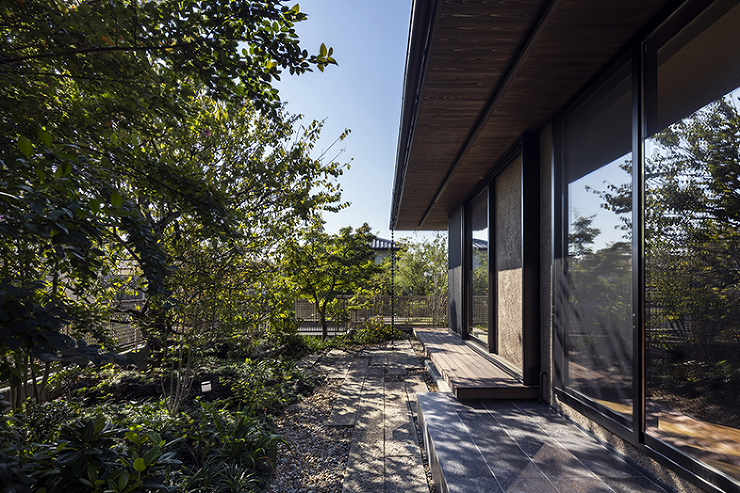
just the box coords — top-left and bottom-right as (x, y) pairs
(371, 237), (398, 251)
(390, 0), (667, 231)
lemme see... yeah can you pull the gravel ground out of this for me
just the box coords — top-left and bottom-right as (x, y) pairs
(263, 341), (437, 493)
(264, 379), (352, 493)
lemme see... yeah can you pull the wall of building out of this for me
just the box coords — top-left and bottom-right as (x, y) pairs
(495, 156), (524, 371)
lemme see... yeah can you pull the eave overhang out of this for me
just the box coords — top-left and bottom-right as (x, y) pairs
(390, 0), (672, 231)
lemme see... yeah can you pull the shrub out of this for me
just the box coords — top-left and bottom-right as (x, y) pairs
(351, 317), (408, 344)
(224, 359), (311, 414)
(0, 414), (180, 493)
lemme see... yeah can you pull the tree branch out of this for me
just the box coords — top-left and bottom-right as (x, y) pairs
(1, 40), (206, 66)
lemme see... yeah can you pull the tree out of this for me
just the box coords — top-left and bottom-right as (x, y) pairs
(0, 0), (339, 396)
(381, 234), (448, 325)
(384, 234), (448, 296)
(283, 221), (381, 339)
(114, 98), (349, 352)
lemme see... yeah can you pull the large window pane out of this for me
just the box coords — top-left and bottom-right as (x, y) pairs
(645, 1), (740, 481)
(558, 60), (633, 420)
(469, 189), (489, 344)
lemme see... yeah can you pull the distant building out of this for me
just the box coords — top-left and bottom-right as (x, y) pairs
(370, 237), (398, 264)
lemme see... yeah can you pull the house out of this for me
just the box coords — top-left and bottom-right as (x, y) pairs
(391, 0), (740, 492)
(370, 236), (399, 264)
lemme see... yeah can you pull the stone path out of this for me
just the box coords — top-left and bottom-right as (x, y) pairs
(302, 340), (432, 493)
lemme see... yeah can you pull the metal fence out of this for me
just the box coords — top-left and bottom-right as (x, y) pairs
(99, 296), (449, 344)
(295, 295), (447, 334)
(101, 299), (145, 350)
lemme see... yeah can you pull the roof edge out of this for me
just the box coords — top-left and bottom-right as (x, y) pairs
(389, 0), (440, 231)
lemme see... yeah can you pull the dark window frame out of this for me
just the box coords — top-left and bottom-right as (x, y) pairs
(553, 1), (740, 491)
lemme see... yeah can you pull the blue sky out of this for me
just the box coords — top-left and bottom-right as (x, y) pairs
(274, 0), (414, 241)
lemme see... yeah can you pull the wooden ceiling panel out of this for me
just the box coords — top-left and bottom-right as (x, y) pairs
(393, 0), (670, 230)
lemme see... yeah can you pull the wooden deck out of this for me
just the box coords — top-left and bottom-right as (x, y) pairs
(414, 327), (538, 399)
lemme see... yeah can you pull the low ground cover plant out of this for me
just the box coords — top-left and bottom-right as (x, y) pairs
(0, 321), (407, 493)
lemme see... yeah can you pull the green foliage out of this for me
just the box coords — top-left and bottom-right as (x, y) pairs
(1, 378), (294, 492)
(0, 414), (180, 493)
(283, 221), (382, 338)
(0, 280), (144, 410)
(379, 234), (448, 326)
(177, 401), (285, 492)
(224, 359), (310, 414)
(300, 335), (348, 353)
(1, 0), (349, 398)
(124, 102), (350, 355)
(384, 233), (448, 296)
(351, 316), (409, 345)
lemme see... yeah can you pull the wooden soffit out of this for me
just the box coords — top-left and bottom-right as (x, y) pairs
(391, 0), (670, 230)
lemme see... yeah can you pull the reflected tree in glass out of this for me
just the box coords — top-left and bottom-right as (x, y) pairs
(645, 93), (740, 426)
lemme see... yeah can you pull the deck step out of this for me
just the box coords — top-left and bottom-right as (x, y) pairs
(414, 327), (538, 399)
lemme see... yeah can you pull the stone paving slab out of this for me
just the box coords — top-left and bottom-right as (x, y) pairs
(340, 342), (430, 493)
(389, 339), (421, 368)
(370, 349), (390, 367)
(327, 350), (357, 380)
(296, 352), (322, 370)
(328, 357), (370, 426)
(314, 349), (354, 377)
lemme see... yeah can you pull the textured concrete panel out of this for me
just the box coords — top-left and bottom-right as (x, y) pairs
(498, 267), (524, 371)
(496, 157), (524, 372)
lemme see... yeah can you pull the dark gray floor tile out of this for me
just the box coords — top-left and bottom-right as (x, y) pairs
(495, 461), (549, 490)
(501, 476), (560, 493)
(447, 477), (504, 493)
(578, 456), (644, 479)
(529, 442), (596, 478)
(440, 458), (494, 480)
(601, 476), (671, 493)
(549, 477), (616, 493)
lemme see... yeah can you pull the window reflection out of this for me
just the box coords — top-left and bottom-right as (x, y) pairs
(645, 1), (740, 481)
(565, 155), (633, 418)
(559, 59), (633, 420)
(469, 190), (489, 344)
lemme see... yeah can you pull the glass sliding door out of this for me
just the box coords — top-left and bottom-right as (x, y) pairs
(468, 189), (489, 345)
(644, 0), (740, 482)
(557, 58), (634, 422)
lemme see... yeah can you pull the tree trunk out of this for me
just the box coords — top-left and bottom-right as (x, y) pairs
(320, 312), (328, 339)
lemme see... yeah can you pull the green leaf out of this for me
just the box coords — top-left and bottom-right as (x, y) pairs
(110, 191), (123, 208)
(133, 457), (146, 473)
(319, 43), (327, 57)
(38, 128), (52, 147)
(118, 470), (130, 490)
(18, 135), (34, 157)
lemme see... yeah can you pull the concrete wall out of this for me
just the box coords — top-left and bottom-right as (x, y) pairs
(495, 156), (523, 371)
